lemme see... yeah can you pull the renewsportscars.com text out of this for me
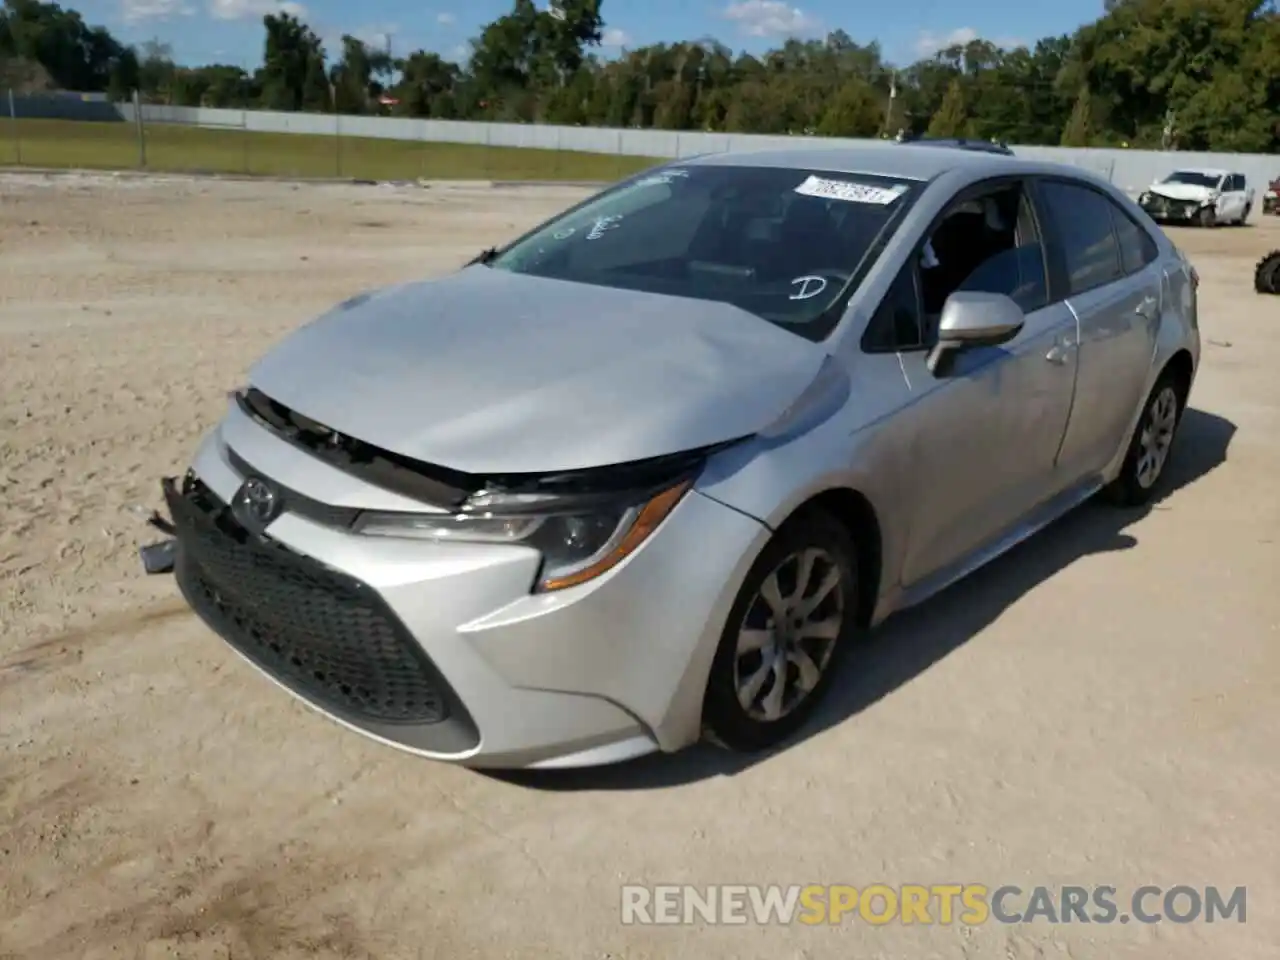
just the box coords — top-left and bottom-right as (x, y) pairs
(620, 884), (1247, 926)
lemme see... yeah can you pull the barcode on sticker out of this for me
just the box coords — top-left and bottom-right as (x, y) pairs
(794, 176), (906, 205)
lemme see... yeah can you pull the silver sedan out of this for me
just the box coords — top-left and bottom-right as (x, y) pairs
(158, 145), (1200, 769)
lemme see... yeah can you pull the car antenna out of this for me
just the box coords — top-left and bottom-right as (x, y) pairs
(468, 246), (499, 266)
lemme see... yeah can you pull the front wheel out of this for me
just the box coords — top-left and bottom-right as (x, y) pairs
(1198, 206), (1217, 228)
(702, 509), (860, 752)
(1102, 374), (1185, 507)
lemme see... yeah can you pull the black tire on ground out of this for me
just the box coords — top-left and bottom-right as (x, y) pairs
(1255, 250), (1280, 295)
(1238, 204), (1252, 225)
(1101, 370), (1186, 507)
(702, 508), (861, 752)
(1198, 205), (1217, 227)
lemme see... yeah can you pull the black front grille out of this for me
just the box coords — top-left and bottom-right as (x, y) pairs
(167, 476), (458, 726)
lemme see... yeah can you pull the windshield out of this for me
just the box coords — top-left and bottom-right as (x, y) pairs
(486, 164), (917, 341)
(1162, 171), (1222, 188)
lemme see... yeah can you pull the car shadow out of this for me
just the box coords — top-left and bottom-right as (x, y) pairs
(486, 408), (1236, 792)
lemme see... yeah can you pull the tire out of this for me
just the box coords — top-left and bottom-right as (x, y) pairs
(702, 508), (861, 752)
(1101, 372), (1185, 507)
(1238, 204), (1252, 225)
(1197, 205), (1216, 227)
(1256, 251), (1280, 295)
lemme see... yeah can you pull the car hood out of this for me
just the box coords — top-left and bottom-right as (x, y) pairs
(1147, 183), (1215, 202)
(247, 267), (829, 475)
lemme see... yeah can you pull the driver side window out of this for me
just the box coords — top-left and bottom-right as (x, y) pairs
(862, 181), (1047, 354)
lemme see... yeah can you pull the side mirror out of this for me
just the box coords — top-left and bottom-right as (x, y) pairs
(926, 291), (1025, 377)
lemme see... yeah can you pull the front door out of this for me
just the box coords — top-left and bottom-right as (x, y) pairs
(877, 181), (1078, 588)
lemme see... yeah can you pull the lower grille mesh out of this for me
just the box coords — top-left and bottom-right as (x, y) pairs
(170, 477), (451, 725)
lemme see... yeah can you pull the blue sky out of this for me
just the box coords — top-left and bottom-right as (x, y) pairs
(75, 0), (1104, 71)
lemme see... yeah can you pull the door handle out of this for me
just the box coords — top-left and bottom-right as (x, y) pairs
(1045, 335), (1074, 365)
(1136, 295), (1158, 319)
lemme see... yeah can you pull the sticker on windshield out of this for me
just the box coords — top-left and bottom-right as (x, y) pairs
(788, 275), (829, 300)
(586, 215), (623, 240)
(793, 175), (907, 205)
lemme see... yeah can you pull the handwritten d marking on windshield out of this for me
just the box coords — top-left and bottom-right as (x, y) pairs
(789, 276), (829, 300)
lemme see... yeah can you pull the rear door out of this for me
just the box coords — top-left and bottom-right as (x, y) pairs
(1035, 178), (1161, 481)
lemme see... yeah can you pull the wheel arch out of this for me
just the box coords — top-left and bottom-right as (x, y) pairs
(775, 487), (884, 630)
(1162, 348), (1195, 406)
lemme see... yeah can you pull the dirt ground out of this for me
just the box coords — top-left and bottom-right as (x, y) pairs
(1, 172), (1277, 960)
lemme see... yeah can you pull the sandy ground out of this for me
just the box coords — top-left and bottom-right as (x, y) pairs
(1, 172), (1277, 960)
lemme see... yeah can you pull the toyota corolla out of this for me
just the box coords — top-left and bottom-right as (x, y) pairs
(154, 146), (1200, 769)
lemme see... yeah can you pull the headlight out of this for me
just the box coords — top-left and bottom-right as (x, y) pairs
(352, 479), (692, 592)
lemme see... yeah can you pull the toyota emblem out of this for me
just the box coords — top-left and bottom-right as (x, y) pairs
(233, 476), (281, 529)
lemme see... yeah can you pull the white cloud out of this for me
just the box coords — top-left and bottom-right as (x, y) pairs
(436, 12), (456, 25)
(601, 27), (630, 46)
(208, 0), (307, 21)
(450, 43), (471, 61)
(351, 22), (398, 48)
(120, 0), (194, 22)
(913, 27), (1026, 57)
(913, 27), (977, 56)
(721, 0), (820, 39)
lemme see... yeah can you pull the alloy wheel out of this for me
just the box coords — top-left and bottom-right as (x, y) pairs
(732, 547), (845, 723)
(1135, 386), (1178, 489)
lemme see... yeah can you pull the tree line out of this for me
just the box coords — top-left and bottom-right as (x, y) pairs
(2, 0), (1278, 152)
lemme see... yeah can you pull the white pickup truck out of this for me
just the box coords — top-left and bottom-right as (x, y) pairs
(1138, 168), (1254, 226)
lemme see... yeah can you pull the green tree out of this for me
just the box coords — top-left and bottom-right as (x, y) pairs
(816, 78), (881, 137)
(1060, 85), (1095, 146)
(258, 11), (327, 111)
(926, 77), (969, 137)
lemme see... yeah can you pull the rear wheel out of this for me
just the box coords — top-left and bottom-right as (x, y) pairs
(1102, 372), (1185, 507)
(1237, 203), (1252, 225)
(1256, 251), (1280, 295)
(702, 509), (860, 752)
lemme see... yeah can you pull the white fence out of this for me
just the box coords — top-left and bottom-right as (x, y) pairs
(127, 104), (1280, 195)
(9, 92), (1279, 194)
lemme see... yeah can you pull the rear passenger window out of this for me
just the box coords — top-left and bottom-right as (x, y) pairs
(1039, 181), (1123, 296)
(1110, 207), (1159, 275)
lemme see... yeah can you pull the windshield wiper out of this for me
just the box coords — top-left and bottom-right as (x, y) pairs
(467, 246), (499, 266)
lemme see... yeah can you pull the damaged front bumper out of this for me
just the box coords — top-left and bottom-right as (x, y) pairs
(138, 416), (770, 768)
(138, 493), (179, 574)
(1138, 192), (1213, 223)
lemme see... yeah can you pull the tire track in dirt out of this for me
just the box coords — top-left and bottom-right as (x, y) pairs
(0, 600), (192, 686)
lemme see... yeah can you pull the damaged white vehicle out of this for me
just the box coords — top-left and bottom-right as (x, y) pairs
(1138, 169), (1253, 227)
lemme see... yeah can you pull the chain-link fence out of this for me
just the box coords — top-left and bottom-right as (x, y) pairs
(2, 90), (657, 182)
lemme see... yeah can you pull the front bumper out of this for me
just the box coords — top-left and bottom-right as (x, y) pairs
(165, 416), (770, 769)
(1139, 196), (1205, 223)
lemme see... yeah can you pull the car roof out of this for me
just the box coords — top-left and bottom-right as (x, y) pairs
(902, 137), (1014, 156)
(1168, 168), (1228, 177)
(677, 145), (1110, 189)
